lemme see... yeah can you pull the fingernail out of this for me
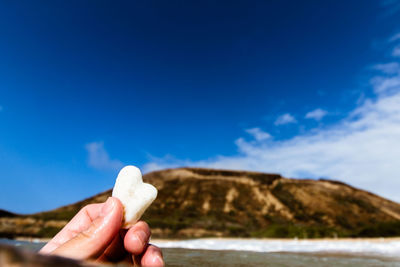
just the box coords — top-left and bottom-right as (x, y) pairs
(100, 197), (114, 217)
(134, 230), (148, 245)
(143, 252), (164, 267)
(153, 254), (164, 266)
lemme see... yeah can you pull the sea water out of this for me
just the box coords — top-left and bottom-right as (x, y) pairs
(1, 238), (400, 266)
(154, 238), (400, 257)
(154, 238), (400, 266)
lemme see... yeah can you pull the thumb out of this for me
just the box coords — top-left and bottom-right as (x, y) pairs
(52, 197), (123, 260)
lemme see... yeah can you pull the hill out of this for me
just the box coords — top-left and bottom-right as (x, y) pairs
(1, 168), (400, 238)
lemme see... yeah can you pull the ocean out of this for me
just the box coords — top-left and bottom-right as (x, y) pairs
(1, 238), (400, 266)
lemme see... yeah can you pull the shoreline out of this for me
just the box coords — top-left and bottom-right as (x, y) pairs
(4, 237), (400, 259)
(12, 236), (400, 243)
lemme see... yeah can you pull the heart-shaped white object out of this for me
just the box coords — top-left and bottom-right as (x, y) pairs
(112, 165), (158, 228)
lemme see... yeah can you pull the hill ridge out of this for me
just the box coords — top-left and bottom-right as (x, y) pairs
(1, 167), (400, 238)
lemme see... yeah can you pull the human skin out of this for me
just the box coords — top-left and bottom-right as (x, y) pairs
(40, 197), (164, 266)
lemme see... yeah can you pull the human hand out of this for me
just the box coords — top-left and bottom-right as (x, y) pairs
(40, 197), (164, 266)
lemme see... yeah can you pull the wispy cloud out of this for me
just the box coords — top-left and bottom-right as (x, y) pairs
(85, 141), (123, 171)
(143, 35), (400, 202)
(0, 105), (3, 112)
(389, 33), (400, 42)
(370, 37), (400, 94)
(372, 62), (399, 74)
(381, 0), (400, 16)
(245, 128), (271, 141)
(305, 108), (328, 121)
(392, 45), (400, 57)
(274, 113), (297, 125)
(390, 33), (400, 57)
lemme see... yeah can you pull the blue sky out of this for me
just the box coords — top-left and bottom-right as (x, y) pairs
(1, 1), (400, 213)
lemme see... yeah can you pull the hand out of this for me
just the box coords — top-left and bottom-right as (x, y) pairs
(40, 197), (164, 266)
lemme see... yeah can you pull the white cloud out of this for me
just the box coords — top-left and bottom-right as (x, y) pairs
(143, 49), (400, 203)
(245, 128), (271, 141)
(274, 113), (297, 125)
(305, 108), (328, 121)
(85, 141), (123, 171)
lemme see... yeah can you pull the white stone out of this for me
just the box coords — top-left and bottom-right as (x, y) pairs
(112, 165), (158, 228)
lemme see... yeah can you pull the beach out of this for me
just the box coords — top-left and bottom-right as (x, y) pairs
(2, 237), (400, 266)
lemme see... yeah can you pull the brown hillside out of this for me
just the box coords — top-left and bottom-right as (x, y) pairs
(1, 168), (400, 238)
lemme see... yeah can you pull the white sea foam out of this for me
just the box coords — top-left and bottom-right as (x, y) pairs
(153, 238), (400, 258)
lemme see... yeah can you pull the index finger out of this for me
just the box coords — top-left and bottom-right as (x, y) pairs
(40, 203), (104, 254)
